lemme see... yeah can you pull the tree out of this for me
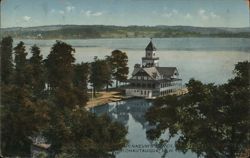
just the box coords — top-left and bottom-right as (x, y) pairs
(43, 43), (127, 157)
(0, 36), (13, 84)
(108, 50), (129, 88)
(1, 41), (50, 157)
(146, 61), (250, 158)
(1, 40), (128, 157)
(90, 57), (112, 96)
(29, 45), (45, 97)
(13, 41), (31, 87)
(45, 40), (75, 89)
(73, 62), (89, 89)
(45, 108), (128, 157)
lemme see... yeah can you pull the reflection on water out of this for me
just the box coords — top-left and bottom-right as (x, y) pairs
(92, 99), (197, 158)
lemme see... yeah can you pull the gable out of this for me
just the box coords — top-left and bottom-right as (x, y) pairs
(156, 67), (178, 78)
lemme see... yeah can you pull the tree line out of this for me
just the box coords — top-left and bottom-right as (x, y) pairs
(0, 36), (128, 157)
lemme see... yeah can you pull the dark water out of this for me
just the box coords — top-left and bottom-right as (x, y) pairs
(92, 99), (197, 158)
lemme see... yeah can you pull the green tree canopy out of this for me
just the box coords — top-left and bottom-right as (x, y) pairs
(90, 57), (112, 96)
(45, 40), (75, 89)
(44, 42), (127, 157)
(146, 61), (250, 158)
(0, 36), (13, 84)
(45, 108), (127, 157)
(13, 41), (31, 87)
(1, 39), (128, 158)
(29, 45), (45, 97)
(108, 50), (129, 87)
(1, 41), (50, 157)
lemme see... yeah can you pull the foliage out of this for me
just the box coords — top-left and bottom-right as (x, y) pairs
(90, 57), (112, 95)
(44, 43), (127, 157)
(45, 40), (75, 89)
(1, 38), (128, 157)
(73, 62), (89, 89)
(45, 108), (128, 157)
(1, 84), (50, 156)
(108, 50), (129, 87)
(1, 40), (50, 156)
(13, 41), (32, 87)
(0, 36), (13, 84)
(29, 45), (46, 97)
(146, 61), (250, 158)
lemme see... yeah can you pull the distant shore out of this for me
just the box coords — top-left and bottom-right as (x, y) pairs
(3, 25), (250, 39)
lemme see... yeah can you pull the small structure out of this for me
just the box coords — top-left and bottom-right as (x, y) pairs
(125, 39), (182, 99)
(30, 136), (51, 158)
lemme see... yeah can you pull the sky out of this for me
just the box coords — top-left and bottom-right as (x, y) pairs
(1, 0), (250, 28)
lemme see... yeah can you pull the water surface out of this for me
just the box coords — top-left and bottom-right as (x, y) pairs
(15, 38), (250, 84)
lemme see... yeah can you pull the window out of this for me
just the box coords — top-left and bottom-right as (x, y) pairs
(152, 84), (155, 88)
(147, 84), (151, 88)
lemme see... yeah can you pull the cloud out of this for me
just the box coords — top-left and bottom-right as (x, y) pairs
(59, 10), (65, 15)
(199, 9), (206, 15)
(210, 12), (220, 19)
(23, 16), (31, 22)
(185, 13), (193, 19)
(162, 13), (172, 18)
(198, 9), (220, 20)
(162, 9), (179, 18)
(66, 6), (75, 12)
(172, 9), (178, 14)
(81, 10), (103, 17)
(50, 9), (56, 14)
(198, 9), (208, 20)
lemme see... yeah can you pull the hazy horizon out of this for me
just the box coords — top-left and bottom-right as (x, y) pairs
(2, 24), (250, 29)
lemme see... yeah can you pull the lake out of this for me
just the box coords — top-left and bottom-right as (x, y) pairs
(92, 99), (198, 158)
(15, 37), (250, 84)
(15, 37), (249, 157)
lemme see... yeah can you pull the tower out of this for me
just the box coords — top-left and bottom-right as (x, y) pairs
(142, 39), (159, 67)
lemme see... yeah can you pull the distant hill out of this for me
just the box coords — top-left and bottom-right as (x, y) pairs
(1, 25), (250, 39)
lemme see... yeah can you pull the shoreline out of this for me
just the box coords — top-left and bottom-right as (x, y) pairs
(85, 88), (188, 110)
(85, 91), (125, 110)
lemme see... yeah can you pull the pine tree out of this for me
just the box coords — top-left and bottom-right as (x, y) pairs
(109, 50), (129, 87)
(73, 62), (89, 89)
(0, 36), (13, 84)
(45, 41), (75, 89)
(90, 57), (112, 96)
(1, 41), (49, 157)
(29, 45), (45, 97)
(13, 41), (30, 87)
